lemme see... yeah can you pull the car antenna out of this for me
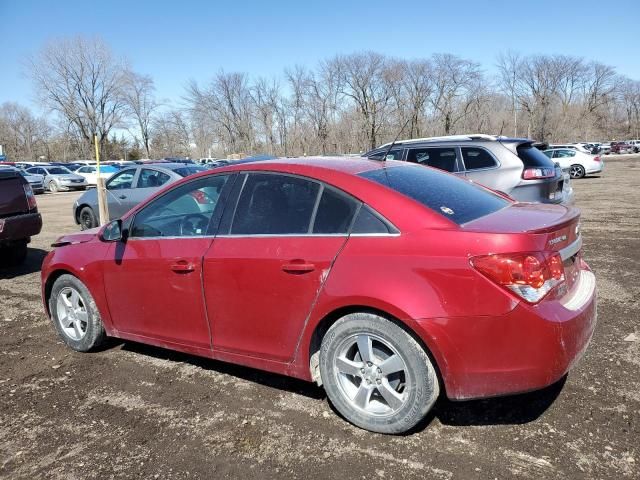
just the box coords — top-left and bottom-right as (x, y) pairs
(378, 116), (412, 162)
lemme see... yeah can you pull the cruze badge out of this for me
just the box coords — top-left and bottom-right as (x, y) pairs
(548, 235), (567, 246)
(440, 206), (454, 215)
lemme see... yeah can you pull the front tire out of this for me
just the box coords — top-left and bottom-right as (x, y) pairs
(569, 164), (585, 179)
(48, 181), (59, 193)
(79, 206), (98, 230)
(319, 313), (439, 434)
(49, 274), (106, 352)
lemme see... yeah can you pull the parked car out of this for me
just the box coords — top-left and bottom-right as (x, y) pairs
(365, 134), (571, 204)
(543, 148), (604, 179)
(0, 168), (42, 265)
(24, 165), (88, 192)
(72, 163), (208, 229)
(0, 166), (45, 194)
(611, 141), (633, 154)
(598, 142), (612, 155)
(74, 165), (119, 186)
(14, 161), (51, 170)
(548, 143), (592, 155)
(627, 140), (640, 153)
(42, 157), (596, 434)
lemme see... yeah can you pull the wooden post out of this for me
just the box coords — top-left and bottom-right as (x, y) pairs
(94, 134), (109, 225)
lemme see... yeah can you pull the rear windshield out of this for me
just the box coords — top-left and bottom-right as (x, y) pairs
(517, 145), (556, 168)
(174, 166), (207, 177)
(359, 165), (509, 225)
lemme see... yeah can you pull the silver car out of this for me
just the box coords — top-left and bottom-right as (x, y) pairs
(73, 163), (207, 229)
(25, 165), (88, 192)
(366, 134), (572, 204)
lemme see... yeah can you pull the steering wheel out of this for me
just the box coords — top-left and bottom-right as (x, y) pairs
(179, 213), (210, 236)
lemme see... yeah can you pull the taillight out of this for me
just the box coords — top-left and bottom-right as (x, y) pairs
(23, 184), (37, 210)
(470, 251), (565, 303)
(593, 156), (601, 162)
(522, 167), (556, 180)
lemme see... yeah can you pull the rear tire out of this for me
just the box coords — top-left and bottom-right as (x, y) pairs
(569, 164), (585, 179)
(0, 241), (28, 267)
(319, 312), (439, 434)
(79, 206), (98, 230)
(49, 274), (106, 352)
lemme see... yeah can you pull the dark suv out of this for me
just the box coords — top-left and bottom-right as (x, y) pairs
(0, 169), (42, 266)
(365, 134), (573, 204)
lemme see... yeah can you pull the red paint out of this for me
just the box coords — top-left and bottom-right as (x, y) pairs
(41, 157), (597, 400)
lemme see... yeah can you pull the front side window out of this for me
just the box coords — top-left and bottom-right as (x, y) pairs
(460, 147), (498, 170)
(137, 169), (172, 188)
(131, 175), (230, 238)
(107, 170), (136, 190)
(407, 147), (458, 172)
(231, 174), (320, 235)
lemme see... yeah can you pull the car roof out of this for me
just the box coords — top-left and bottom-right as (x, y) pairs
(221, 156), (389, 175)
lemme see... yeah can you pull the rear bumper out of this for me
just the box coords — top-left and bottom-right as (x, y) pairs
(0, 212), (42, 244)
(416, 270), (597, 400)
(586, 163), (604, 174)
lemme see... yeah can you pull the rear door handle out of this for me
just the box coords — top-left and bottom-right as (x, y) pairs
(118, 195), (127, 199)
(282, 262), (315, 274)
(170, 260), (195, 273)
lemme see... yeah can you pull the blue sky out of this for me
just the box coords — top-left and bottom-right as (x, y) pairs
(1, 0), (639, 113)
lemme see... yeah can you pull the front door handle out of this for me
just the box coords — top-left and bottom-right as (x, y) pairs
(170, 260), (195, 273)
(118, 195), (127, 200)
(282, 261), (315, 274)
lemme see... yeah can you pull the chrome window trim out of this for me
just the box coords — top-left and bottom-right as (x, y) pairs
(127, 232), (401, 241)
(559, 236), (582, 261)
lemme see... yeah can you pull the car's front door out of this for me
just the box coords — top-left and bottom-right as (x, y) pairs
(202, 173), (357, 362)
(105, 168), (138, 219)
(102, 174), (234, 347)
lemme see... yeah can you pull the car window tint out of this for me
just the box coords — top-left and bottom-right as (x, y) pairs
(231, 173), (320, 235)
(107, 170), (135, 190)
(360, 165), (509, 225)
(367, 148), (403, 160)
(557, 150), (576, 158)
(407, 147), (457, 172)
(174, 166), (207, 177)
(131, 175), (230, 238)
(460, 147), (497, 170)
(138, 169), (172, 188)
(313, 187), (358, 234)
(351, 205), (393, 234)
(517, 145), (556, 167)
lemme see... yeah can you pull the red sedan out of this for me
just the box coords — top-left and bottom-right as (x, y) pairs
(41, 157), (597, 434)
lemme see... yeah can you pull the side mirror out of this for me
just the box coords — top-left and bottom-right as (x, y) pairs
(101, 219), (124, 242)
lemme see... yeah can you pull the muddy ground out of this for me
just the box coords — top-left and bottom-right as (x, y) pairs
(1, 157), (638, 479)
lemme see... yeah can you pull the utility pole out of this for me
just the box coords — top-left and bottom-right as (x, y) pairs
(94, 133), (109, 225)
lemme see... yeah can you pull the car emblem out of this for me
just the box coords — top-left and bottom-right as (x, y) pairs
(548, 234), (567, 246)
(440, 206), (454, 215)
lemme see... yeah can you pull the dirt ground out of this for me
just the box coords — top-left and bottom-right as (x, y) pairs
(1, 157), (638, 480)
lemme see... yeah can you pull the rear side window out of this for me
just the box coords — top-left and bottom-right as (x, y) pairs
(138, 169), (172, 188)
(460, 147), (497, 170)
(517, 145), (556, 168)
(351, 206), (394, 234)
(231, 174), (320, 235)
(407, 147), (458, 172)
(313, 188), (358, 234)
(360, 165), (509, 225)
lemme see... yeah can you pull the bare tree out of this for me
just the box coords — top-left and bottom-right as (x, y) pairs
(122, 71), (158, 157)
(27, 36), (126, 157)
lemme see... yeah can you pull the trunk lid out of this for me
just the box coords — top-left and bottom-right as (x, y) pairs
(0, 170), (29, 217)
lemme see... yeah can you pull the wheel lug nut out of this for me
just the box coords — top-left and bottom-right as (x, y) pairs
(376, 379), (381, 384)
(367, 362), (372, 367)
(360, 368), (365, 374)
(366, 379), (371, 384)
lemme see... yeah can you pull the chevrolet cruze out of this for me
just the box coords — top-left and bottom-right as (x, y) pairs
(41, 157), (597, 434)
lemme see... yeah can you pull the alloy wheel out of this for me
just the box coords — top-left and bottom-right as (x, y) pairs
(570, 165), (585, 179)
(56, 287), (89, 341)
(333, 333), (409, 416)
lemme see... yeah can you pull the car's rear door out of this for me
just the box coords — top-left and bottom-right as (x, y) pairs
(102, 174), (234, 347)
(202, 172), (357, 362)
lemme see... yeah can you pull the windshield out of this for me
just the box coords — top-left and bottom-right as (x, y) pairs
(174, 166), (207, 177)
(359, 164), (509, 225)
(48, 167), (72, 175)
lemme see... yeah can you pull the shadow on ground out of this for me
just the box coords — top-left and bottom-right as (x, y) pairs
(119, 339), (566, 429)
(0, 248), (48, 279)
